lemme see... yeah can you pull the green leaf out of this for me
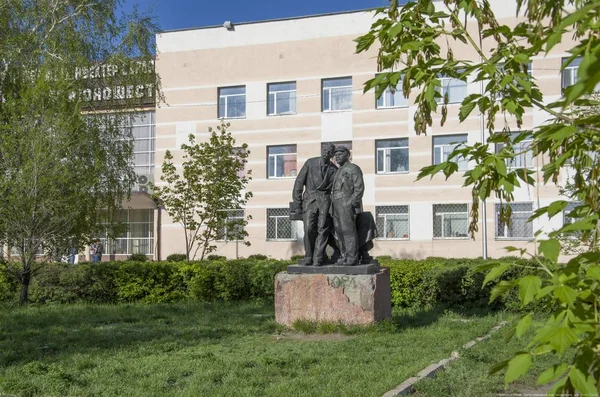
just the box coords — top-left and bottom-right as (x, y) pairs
(547, 201), (568, 217)
(569, 367), (597, 396)
(505, 353), (531, 385)
(586, 265), (600, 281)
(537, 363), (568, 385)
(538, 239), (561, 263)
(490, 280), (516, 303)
(518, 276), (542, 306)
(553, 285), (577, 306)
(489, 359), (510, 375)
(515, 314), (532, 339)
(548, 326), (578, 354)
(483, 263), (512, 287)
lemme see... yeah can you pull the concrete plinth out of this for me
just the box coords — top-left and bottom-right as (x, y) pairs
(274, 268), (392, 326)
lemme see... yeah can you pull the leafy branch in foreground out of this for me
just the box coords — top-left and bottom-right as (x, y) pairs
(357, 0), (600, 393)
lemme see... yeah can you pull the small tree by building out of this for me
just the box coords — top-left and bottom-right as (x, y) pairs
(152, 122), (252, 261)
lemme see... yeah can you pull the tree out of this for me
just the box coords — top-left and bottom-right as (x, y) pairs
(151, 122), (252, 261)
(357, 0), (600, 393)
(0, 0), (159, 304)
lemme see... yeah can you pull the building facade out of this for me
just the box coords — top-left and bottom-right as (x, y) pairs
(140, 2), (581, 261)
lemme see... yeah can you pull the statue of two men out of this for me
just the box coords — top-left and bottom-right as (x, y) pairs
(292, 143), (372, 266)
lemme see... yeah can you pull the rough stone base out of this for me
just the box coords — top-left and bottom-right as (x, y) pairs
(274, 268), (391, 326)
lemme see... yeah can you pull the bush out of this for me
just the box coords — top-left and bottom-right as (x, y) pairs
(247, 254), (268, 260)
(166, 253), (187, 262)
(3, 256), (550, 313)
(127, 253), (149, 262)
(290, 255), (303, 261)
(206, 255), (226, 261)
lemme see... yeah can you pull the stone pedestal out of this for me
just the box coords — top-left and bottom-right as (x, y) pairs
(274, 267), (392, 326)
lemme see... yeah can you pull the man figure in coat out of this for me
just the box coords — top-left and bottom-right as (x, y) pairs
(331, 146), (365, 266)
(292, 143), (338, 266)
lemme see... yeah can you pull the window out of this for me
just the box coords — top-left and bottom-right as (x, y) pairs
(433, 204), (469, 239)
(563, 201), (582, 225)
(562, 57), (581, 91)
(376, 206), (409, 239)
(268, 145), (297, 178)
(322, 77), (352, 111)
(100, 209), (154, 255)
(268, 82), (296, 115)
(376, 139), (409, 173)
(218, 86), (246, 118)
(231, 147), (247, 179)
(495, 202), (533, 239)
(267, 208), (296, 240)
(217, 209), (245, 241)
(376, 81), (408, 108)
(433, 135), (468, 171)
(130, 111), (155, 192)
(495, 132), (534, 169)
(437, 73), (467, 104)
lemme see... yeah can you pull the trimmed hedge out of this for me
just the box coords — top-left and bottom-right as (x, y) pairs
(0, 257), (539, 310)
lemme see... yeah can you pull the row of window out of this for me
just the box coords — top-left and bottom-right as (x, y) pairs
(221, 202), (576, 241)
(264, 134), (534, 178)
(217, 57), (585, 119)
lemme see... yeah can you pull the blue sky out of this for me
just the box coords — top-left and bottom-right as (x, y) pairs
(123, 0), (388, 32)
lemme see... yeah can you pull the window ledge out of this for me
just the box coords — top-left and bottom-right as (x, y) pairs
(376, 105), (409, 110)
(376, 171), (410, 175)
(322, 109), (353, 113)
(219, 116), (246, 120)
(267, 112), (297, 117)
(495, 237), (532, 241)
(432, 237), (470, 240)
(266, 239), (298, 242)
(375, 238), (410, 241)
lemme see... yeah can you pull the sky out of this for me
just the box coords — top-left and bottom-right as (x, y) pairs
(122, 0), (389, 32)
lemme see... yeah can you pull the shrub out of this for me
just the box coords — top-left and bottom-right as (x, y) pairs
(206, 254), (226, 261)
(290, 255), (303, 261)
(247, 254), (268, 260)
(166, 253), (187, 262)
(127, 253), (149, 262)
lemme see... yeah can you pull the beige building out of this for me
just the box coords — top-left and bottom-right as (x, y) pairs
(127, 2), (582, 261)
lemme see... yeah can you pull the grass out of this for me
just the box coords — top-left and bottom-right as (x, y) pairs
(412, 315), (573, 397)
(0, 301), (515, 397)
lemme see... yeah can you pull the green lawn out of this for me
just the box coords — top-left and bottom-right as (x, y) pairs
(0, 301), (516, 397)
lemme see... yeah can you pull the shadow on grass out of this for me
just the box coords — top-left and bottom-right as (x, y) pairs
(0, 300), (277, 367)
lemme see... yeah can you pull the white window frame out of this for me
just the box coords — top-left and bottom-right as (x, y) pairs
(217, 209), (245, 242)
(433, 135), (468, 171)
(267, 145), (297, 179)
(268, 82), (297, 116)
(376, 206), (410, 240)
(495, 133), (534, 170)
(436, 73), (467, 104)
(376, 82), (408, 109)
(495, 203), (533, 240)
(131, 111), (155, 192)
(376, 139), (409, 174)
(432, 204), (469, 239)
(218, 86), (246, 119)
(100, 209), (155, 255)
(322, 77), (353, 112)
(562, 57), (580, 91)
(266, 208), (297, 241)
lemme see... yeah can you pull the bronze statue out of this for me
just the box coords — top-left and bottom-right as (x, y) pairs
(292, 143), (338, 266)
(331, 146), (365, 266)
